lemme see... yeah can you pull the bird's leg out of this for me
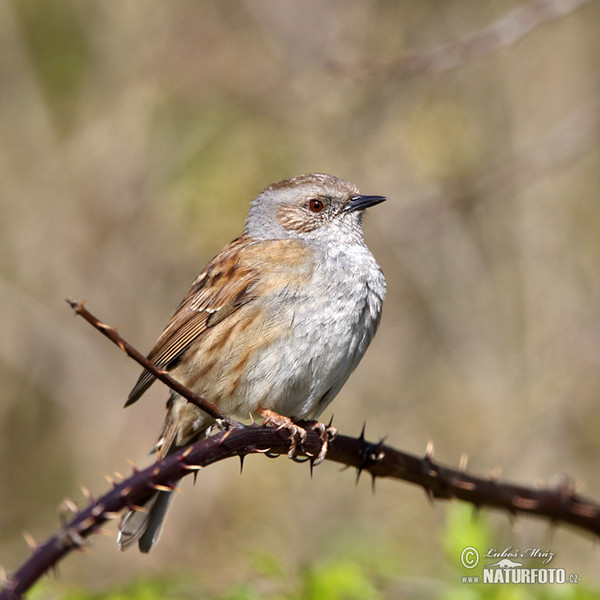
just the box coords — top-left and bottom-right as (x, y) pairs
(258, 409), (307, 459)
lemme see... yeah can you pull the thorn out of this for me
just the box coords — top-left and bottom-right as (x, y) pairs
(249, 412), (256, 425)
(97, 528), (116, 538)
(218, 428), (234, 444)
(113, 471), (124, 481)
(91, 503), (106, 518)
(452, 478), (476, 491)
(239, 455), (245, 474)
(327, 414), (334, 428)
(458, 453), (469, 472)
(512, 496), (539, 510)
(425, 440), (435, 461)
(422, 486), (434, 506)
(127, 458), (138, 472)
(104, 474), (116, 487)
(59, 497), (78, 515)
(0, 564), (8, 586)
(371, 473), (377, 494)
(58, 499), (78, 525)
(119, 486), (133, 498)
(152, 465), (161, 477)
(355, 466), (363, 485)
(79, 516), (97, 530)
(182, 463), (202, 471)
(152, 483), (175, 493)
(23, 531), (38, 551)
(180, 446), (194, 459)
(80, 485), (93, 503)
(359, 422), (367, 441)
(103, 511), (121, 520)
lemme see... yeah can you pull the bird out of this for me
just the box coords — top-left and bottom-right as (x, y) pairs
(117, 173), (386, 552)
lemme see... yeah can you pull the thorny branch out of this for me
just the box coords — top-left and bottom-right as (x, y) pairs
(330, 0), (598, 78)
(2, 301), (600, 599)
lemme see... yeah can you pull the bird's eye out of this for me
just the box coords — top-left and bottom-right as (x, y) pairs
(308, 199), (325, 212)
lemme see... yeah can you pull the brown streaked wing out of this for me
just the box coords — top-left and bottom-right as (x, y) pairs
(125, 235), (259, 406)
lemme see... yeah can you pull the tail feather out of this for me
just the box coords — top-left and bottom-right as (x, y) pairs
(118, 394), (209, 552)
(117, 491), (174, 552)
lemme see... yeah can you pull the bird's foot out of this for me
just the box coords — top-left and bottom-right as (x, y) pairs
(259, 409), (307, 459)
(259, 410), (337, 465)
(296, 419), (337, 466)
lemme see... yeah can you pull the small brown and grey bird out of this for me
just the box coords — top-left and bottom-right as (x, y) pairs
(117, 173), (386, 552)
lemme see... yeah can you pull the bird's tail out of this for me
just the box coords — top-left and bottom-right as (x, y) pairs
(117, 490), (175, 552)
(117, 393), (210, 552)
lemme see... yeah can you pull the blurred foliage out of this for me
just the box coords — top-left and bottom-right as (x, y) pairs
(1, 0), (600, 597)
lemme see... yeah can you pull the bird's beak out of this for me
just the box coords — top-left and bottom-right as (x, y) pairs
(344, 194), (387, 212)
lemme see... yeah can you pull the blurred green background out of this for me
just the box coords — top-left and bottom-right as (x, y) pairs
(1, 1), (600, 597)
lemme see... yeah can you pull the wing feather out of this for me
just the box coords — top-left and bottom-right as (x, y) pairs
(125, 236), (259, 405)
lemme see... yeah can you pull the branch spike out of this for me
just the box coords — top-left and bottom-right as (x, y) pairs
(218, 428), (234, 445)
(355, 466), (363, 485)
(152, 483), (175, 493)
(182, 463), (202, 471)
(91, 503), (106, 518)
(239, 455), (245, 474)
(23, 531), (38, 551)
(119, 486), (133, 498)
(97, 528), (116, 539)
(359, 422), (367, 441)
(179, 446), (194, 459)
(80, 485), (93, 503)
(422, 486), (435, 506)
(425, 439), (435, 461)
(58, 498), (79, 524)
(79, 516), (97, 531)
